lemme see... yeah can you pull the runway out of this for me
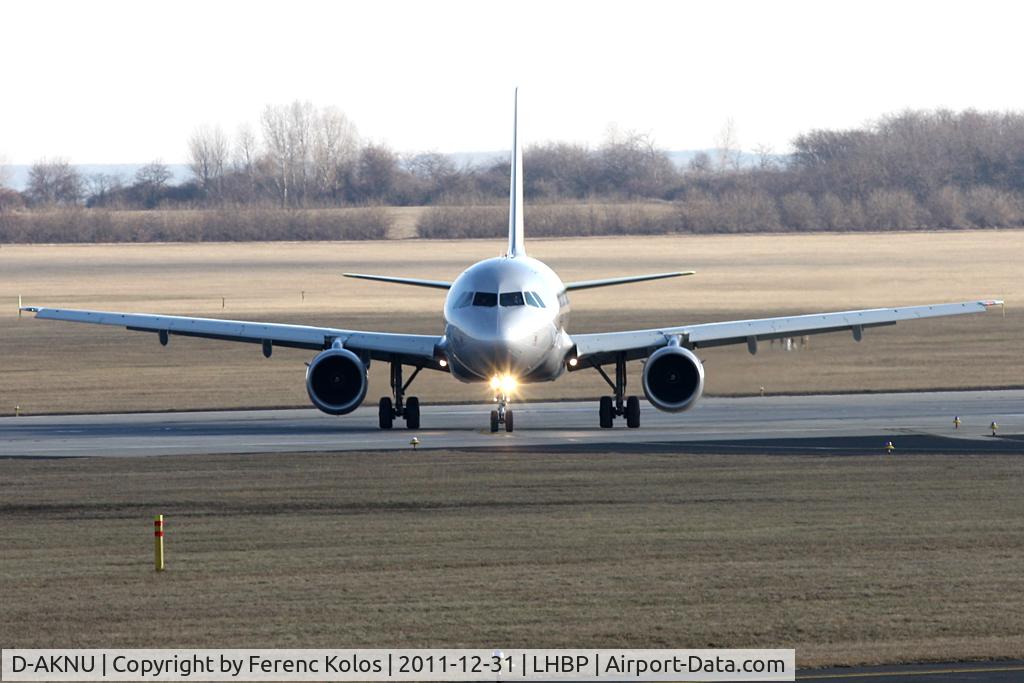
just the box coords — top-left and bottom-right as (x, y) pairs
(799, 659), (1024, 681)
(2, 389), (1022, 458)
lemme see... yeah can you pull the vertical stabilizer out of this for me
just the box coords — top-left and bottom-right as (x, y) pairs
(507, 89), (526, 257)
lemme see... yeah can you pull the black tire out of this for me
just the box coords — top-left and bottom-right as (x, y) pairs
(599, 396), (614, 428)
(626, 395), (641, 428)
(378, 397), (393, 430)
(490, 410), (500, 433)
(405, 396), (420, 430)
(505, 409), (514, 432)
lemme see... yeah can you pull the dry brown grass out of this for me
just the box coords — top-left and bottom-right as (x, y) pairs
(2, 449), (1023, 667)
(0, 230), (1019, 415)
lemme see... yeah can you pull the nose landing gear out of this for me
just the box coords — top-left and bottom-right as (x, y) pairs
(490, 392), (514, 432)
(378, 360), (421, 429)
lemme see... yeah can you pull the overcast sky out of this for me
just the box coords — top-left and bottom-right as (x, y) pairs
(2, 0), (1022, 164)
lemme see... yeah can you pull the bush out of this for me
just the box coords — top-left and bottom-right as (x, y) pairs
(780, 192), (819, 231)
(0, 208), (391, 243)
(926, 186), (969, 228)
(965, 186), (1022, 227)
(863, 190), (922, 230)
(678, 191), (781, 233)
(415, 203), (681, 239)
(416, 205), (506, 239)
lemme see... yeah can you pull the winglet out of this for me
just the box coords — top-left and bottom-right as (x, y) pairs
(507, 88), (526, 257)
(18, 294), (39, 315)
(981, 299), (1006, 318)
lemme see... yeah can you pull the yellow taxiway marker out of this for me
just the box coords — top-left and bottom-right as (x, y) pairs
(154, 515), (165, 572)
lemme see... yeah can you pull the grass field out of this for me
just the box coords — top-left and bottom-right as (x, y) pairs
(1, 230), (1020, 415)
(2, 449), (1022, 667)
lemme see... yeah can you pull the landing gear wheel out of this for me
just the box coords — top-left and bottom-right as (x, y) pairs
(505, 409), (514, 432)
(625, 395), (641, 429)
(490, 410), (500, 433)
(599, 396), (614, 428)
(405, 396), (420, 430)
(378, 397), (393, 429)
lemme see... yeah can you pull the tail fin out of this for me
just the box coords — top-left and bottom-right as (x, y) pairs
(507, 88), (526, 257)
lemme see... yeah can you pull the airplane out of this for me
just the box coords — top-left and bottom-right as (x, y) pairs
(21, 91), (1004, 433)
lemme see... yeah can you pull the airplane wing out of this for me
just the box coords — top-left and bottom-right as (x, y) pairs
(569, 300), (1004, 368)
(20, 307), (444, 367)
(564, 271), (694, 291)
(343, 273), (452, 289)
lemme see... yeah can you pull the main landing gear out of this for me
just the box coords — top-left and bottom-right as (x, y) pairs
(379, 360), (421, 430)
(490, 391), (514, 433)
(594, 353), (640, 429)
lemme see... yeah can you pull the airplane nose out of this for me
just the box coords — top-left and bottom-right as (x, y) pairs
(448, 308), (548, 377)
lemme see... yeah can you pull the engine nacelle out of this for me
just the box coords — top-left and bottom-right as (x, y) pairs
(305, 347), (368, 415)
(642, 345), (705, 413)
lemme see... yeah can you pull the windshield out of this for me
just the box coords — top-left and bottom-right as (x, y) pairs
(500, 292), (525, 306)
(472, 291), (498, 307)
(525, 291), (545, 308)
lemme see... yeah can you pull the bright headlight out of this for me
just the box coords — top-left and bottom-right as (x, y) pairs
(490, 374), (518, 394)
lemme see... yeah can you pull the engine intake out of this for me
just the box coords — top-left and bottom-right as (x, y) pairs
(642, 345), (704, 413)
(305, 347), (368, 415)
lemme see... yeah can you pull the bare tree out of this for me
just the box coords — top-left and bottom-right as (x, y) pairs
(288, 101), (315, 203)
(0, 153), (11, 189)
(688, 151), (713, 174)
(354, 144), (399, 201)
(261, 104), (292, 206)
(715, 118), (742, 172)
(753, 142), (776, 169)
(312, 107), (359, 201)
(85, 172), (124, 207)
(132, 160), (173, 208)
(598, 127), (676, 198)
(232, 124), (259, 203)
(25, 158), (83, 206)
(261, 101), (317, 206)
(187, 125), (229, 198)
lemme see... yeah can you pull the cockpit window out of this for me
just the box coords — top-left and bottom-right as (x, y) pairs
(500, 292), (525, 306)
(454, 290), (474, 308)
(525, 291), (545, 308)
(472, 291), (498, 307)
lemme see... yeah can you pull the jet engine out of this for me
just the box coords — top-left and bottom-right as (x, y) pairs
(642, 345), (705, 412)
(305, 347), (368, 415)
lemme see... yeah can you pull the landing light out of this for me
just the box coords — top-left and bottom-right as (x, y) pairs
(438, 358), (448, 367)
(490, 374), (518, 394)
(568, 357), (578, 367)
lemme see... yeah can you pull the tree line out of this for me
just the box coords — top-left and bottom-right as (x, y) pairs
(2, 105), (1024, 236)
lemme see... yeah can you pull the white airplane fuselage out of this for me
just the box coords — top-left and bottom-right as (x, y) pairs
(443, 255), (573, 385)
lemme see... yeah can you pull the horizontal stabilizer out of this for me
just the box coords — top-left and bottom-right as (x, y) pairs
(564, 271), (694, 291)
(343, 273), (452, 290)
